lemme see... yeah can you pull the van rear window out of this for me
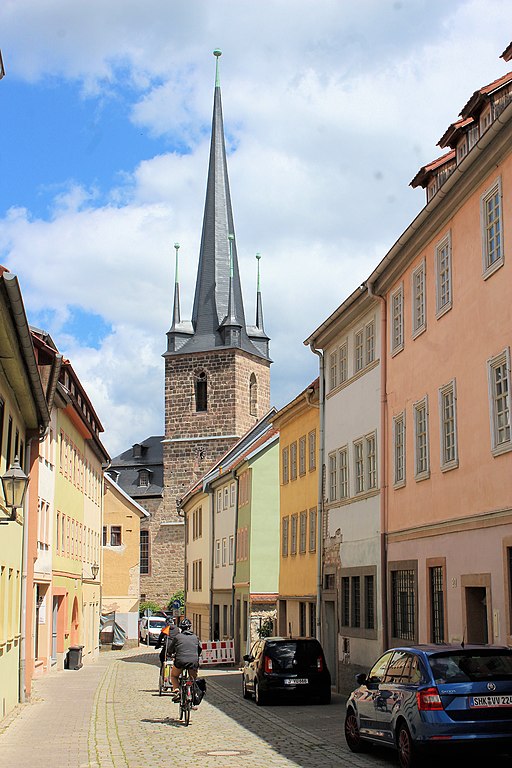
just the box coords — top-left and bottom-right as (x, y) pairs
(266, 641), (323, 671)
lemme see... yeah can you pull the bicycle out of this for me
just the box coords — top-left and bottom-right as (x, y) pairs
(178, 667), (195, 726)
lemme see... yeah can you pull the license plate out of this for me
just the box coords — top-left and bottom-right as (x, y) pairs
(284, 678), (308, 685)
(470, 695), (512, 708)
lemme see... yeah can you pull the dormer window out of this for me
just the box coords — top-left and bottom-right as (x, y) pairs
(195, 371), (208, 412)
(138, 469), (150, 487)
(456, 138), (468, 164)
(480, 105), (492, 134)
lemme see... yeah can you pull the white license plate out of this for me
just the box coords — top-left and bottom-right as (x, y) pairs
(284, 678), (308, 685)
(470, 695), (512, 708)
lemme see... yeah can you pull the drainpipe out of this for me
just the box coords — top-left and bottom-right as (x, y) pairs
(309, 344), (325, 644)
(367, 280), (389, 651)
(230, 471), (240, 652)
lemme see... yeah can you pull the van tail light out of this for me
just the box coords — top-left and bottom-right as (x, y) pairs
(264, 656), (273, 673)
(317, 656), (324, 672)
(416, 687), (443, 711)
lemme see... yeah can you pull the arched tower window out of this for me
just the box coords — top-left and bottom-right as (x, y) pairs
(195, 371), (208, 412)
(249, 373), (257, 416)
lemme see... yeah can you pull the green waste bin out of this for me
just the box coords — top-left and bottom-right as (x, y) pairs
(66, 645), (84, 670)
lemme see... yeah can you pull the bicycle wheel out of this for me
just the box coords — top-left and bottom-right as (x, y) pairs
(183, 701), (190, 726)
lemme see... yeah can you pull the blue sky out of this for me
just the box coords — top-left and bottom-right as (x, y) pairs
(0, 0), (510, 456)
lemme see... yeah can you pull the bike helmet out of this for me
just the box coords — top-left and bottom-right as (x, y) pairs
(179, 618), (192, 631)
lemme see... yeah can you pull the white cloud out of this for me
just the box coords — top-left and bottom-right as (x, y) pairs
(0, 0), (511, 455)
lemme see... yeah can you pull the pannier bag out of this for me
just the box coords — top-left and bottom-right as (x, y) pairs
(194, 677), (207, 705)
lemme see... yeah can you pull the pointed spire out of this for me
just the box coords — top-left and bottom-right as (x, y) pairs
(171, 242), (181, 327)
(255, 252), (264, 331)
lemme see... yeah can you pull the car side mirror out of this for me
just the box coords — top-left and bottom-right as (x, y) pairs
(355, 672), (367, 686)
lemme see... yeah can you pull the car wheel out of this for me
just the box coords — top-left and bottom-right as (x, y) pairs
(344, 708), (366, 752)
(397, 722), (415, 768)
(254, 680), (267, 706)
(242, 676), (251, 700)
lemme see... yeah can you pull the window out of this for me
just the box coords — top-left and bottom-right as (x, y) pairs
(308, 430), (316, 471)
(354, 440), (364, 494)
(329, 350), (338, 390)
(215, 539), (220, 567)
(390, 284), (404, 354)
(340, 567), (377, 637)
(282, 446), (289, 484)
(488, 349), (511, 454)
(195, 371), (207, 412)
(365, 320), (375, 364)
(412, 261), (426, 336)
(290, 514), (298, 555)
(230, 482), (235, 506)
(354, 329), (364, 373)
(328, 453), (337, 502)
(192, 560), (202, 591)
(282, 517), (289, 557)
(429, 564), (445, 644)
(339, 447), (348, 499)
(102, 526), (107, 547)
(339, 342), (348, 383)
(481, 179), (503, 275)
(138, 469), (150, 487)
(299, 511), (307, 554)
(414, 396), (430, 480)
(439, 380), (458, 470)
(192, 507), (202, 540)
(110, 526), (122, 547)
(299, 436), (306, 475)
(222, 538), (227, 566)
(436, 233), (452, 316)
(217, 489), (222, 512)
(223, 487), (229, 510)
(366, 433), (377, 489)
(249, 373), (257, 416)
(299, 602), (307, 636)
(308, 508), (317, 553)
(391, 564), (417, 642)
(229, 535), (234, 564)
(290, 442), (297, 481)
(393, 412), (406, 487)
(140, 530), (149, 574)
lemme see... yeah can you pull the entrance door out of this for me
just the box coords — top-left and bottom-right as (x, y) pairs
(213, 604), (220, 640)
(466, 587), (489, 644)
(324, 600), (337, 685)
(51, 597), (58, 665)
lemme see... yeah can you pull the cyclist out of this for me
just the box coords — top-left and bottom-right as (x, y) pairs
(155, 617), (179, 668)
(168, 618), (202, 701)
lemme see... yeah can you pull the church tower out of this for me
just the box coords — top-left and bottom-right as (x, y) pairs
(162, 50), (272, 519)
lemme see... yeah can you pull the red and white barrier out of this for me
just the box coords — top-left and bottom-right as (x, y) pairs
(199, 639), (235, 665)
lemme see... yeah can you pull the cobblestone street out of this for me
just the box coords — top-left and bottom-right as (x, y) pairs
(0, 647), (509, 768)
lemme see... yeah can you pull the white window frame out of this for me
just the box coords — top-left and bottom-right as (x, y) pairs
(355, 328), (364, 372)
(215, 539), (220, 568)
(328, 452), (337, 502)
(339, 341), (348, 384)
(481, 178), (504, 278)
(393, 412), (406, 488)
(354, 440), (364, 494)
(365, 319), (375, 365)
(366, 432), (377, 490)
(230, 482), (236, 507)
(414, 395), (430, 481)
(216, 489), (222, 513)
(308, 430), (316, 471)
(487, 348), (512, 456)
(439, 379), (458, 471)
(390, 283), (404, 355)
(222, 537), (227, 566)
(299, 435), (306, 476)
(435, 233), (452, 318)
(229, 535), (234, 564)
(329, 350), (338, 391)
(338, 446), (349, 500)
(411, 260), (426, 337)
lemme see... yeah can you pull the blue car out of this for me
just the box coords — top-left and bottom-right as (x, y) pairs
(344, 645), (512, 768)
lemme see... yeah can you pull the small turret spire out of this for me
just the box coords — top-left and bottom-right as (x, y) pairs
(214, 49), (222, 87)
(171, 242), (181, 327)
(255, 252), (264, 331)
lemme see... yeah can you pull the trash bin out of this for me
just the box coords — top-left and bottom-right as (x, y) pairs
(66, 645), (84, 670)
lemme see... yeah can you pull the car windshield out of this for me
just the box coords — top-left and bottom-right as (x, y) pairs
(265, 641), (322, 672)
(429, 651), (512, 683)
(149, 619), (166, 629)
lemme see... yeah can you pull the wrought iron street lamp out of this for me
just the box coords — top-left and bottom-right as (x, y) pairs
(91, 562), (99, 580)
(1, 456), (29, 523)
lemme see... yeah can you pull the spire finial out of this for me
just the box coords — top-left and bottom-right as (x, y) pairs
(256, 252), (261, 292)
(213, 49), (222, 87)
(174, 242), (180, 283)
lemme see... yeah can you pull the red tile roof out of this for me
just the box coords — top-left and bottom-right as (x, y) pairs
(501, 42), (512, 62)
(409, 150), (456, 188)
(438, 117), (473, 148)
(460, 70), (512, 118)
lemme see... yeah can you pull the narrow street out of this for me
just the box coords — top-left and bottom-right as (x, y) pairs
(0, 646), (509, 768)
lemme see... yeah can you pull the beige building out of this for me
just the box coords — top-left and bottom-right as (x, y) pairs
(102, 474), (149, 645)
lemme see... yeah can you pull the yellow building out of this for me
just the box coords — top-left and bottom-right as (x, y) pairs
(273, 380), (319, 638)
(101, 473), (148, 646)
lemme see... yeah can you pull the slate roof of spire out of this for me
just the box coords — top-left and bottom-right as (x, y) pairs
(165, 52), (270, 361)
